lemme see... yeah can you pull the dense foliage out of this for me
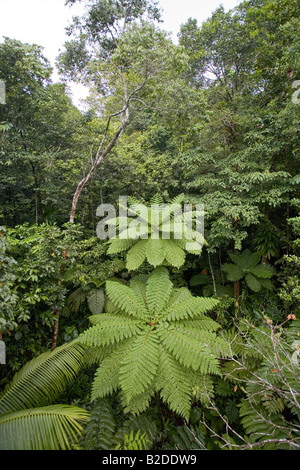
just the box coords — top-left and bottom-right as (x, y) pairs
(0, 0), (299, 451)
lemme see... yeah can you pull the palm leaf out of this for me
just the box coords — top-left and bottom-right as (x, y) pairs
(0, 405), (89, 450)
(0, 342), (87, 415)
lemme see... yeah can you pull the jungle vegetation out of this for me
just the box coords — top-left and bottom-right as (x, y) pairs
(0, 0), (299, 451)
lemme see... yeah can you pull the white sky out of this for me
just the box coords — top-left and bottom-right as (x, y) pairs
(0, 0), (240, 107)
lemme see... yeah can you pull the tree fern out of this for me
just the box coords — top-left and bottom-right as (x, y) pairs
(78, 267), (221, 420)
(106, 195), (204, 270)
(82, 398), (156, 450)
(222, 249), (275, 292)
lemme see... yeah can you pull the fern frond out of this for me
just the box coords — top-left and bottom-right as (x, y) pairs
(162, 239), (186, 268)
(87, 288), (105, 315)
(82, 399), (116, 450)
(119, 328), (159, 404)
(164, 297), (219, 321)
(78, 314), (141, 347)
(126, 239), (148, 270)
(130, 279), (147, 305)
(115, 430), (149, 450)
(146, 239), (166, 267)
(113, 414), (157, 449)
(156, 344), (192, 420)
(91, 338), (136, 401)
(250, 264), (275, 279)
(107, 238), (135, 255)
(222, 263), (244, 281)
(106, 281), (148, 319)
(150, 194), (164, 205)
(158, 326), (221, 375)
(121, 386), (155, 416)
(146, 266), (173, 315)
(174, 318), (221, 333)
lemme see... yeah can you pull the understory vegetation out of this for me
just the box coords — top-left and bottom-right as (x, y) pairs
(0, 0), (299, 450)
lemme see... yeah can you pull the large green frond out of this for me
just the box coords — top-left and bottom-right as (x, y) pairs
(107, 238), (135, 255)
(250, 264), (275, 279)
(87, 288), (105, 315)
(164, 297), (219, 322)
(106, 280), (148, 319)
(126, 239), (148, 270)
(245, 273), (262, 292)
(146, 238), (166, 267)
(158, 326), (221, 375)
(156, 344), (192, 421)
(0, 342), (87, 415)
(82, 398), (116, 450)
(162, 239), (186, 268)
(222, 263), (244, 281)
(0, 405), (89, 450)
(91, 338), (136, 401)
(121, 386), (155, 416)
(119, 328), (159, 404)
(146, 266), (173, 315)
(78, 314), (142, 347)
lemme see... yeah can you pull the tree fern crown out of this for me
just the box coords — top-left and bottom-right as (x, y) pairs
(78, 267), (224, 420)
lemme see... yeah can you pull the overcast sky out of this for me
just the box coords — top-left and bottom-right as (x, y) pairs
(0, 0), (240, 106)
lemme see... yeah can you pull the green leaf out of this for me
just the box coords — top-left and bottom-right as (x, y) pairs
(0, 405), (89, 450)
(146, 239), (166, 267)
(222, 263), (244, 281)
(91, 338), (136, 401)
(126, 239), (148, 270)
(78, 314), (142, 347)
(0, 342), (86, 415)
(119, 328), (159, 404)
(106, 281), (148, 319)
(245, 273), (262, 292)
(250, 264), (275, 279)
(87, 288), (105, 315)
(146, 266), (173, 315)
(156, 344), (192, 420)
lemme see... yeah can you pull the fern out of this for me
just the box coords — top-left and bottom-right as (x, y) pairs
(82, 399), (156, 450)
(115, 430), (149, 450)
(78, 267), (221, 420)
(106, 195), (204, 270)
(222, 249), (275, 292)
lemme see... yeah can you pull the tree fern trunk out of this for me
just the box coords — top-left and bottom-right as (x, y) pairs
(234, 280), (240, 314)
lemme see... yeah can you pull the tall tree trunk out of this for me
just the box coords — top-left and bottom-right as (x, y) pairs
(51, 80), (145, 350)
